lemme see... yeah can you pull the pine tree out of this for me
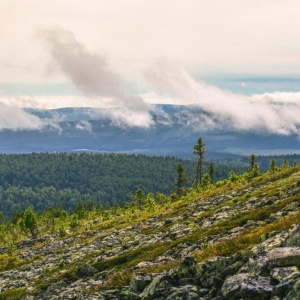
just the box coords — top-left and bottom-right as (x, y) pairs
(269, 158), (277, 174)
(249, 154), (256, 171)
(175, 163), (188, 196)
(282, 158), (290, 168)
(133, 188), (145, 207)
(208, 163), (215, 184)
(202, 173), (211, 189)
(193, 138), (206, 184)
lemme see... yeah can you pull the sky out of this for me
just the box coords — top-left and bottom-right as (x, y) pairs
(0, 0), (300, 134)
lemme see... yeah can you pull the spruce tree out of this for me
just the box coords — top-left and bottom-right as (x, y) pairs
(175, 163), (188, 196)
(193, 138), (206, 184)
(249, 154), (256, 171)
(269, 158), (277, 174)
(208, 162), (215, 184)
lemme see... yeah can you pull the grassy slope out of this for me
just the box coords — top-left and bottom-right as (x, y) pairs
(0, 166), (299, 297)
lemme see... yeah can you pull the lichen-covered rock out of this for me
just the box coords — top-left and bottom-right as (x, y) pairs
(196, 257), (229, 288)
(284, 225), (300, 247)
(76, 263), (97, 278)
(252, 231), (288, 254)
(129, 274), (152, 293)
(270, 266), (299, 283)
(266, 247), (300, 268)
(140, 273), (176, 299)
(195, 252), (250, 288)
(165, 285), (203, 300)
(284, 278), (300, 300)
(221, 273), (273, 300)
(174, 256), (197, 280)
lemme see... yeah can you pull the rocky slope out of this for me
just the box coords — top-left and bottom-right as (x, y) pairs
(0, 168), (299, 299)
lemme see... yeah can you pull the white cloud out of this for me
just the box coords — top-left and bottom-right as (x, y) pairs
(75, 120), (92, 132)
(144, 59), (300, 135)
(0, 101), (43, 131)
(37, 26), (154, 128)
(110, 107), (154, 129)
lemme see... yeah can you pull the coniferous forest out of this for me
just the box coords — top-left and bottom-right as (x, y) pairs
(0, 152), (299, 217)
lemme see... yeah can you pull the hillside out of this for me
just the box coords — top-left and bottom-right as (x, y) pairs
(0, 152), (242, 217)
(0, 165), (299, 299)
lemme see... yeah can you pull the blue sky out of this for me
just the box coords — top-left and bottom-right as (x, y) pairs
(2, 77), (300, 97)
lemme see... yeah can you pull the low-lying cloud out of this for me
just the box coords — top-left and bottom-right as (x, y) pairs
(38, 26), (154, 128)
(0, 101), (43, 131)
(144, 58), (300, 135)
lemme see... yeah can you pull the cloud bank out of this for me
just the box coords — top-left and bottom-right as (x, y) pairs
(0, 102), (43, 131)
(38, 26), (154, 128)
(144, 59), (300, 135)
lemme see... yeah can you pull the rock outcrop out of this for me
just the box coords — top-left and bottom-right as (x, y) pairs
(127, 227), (300, 300)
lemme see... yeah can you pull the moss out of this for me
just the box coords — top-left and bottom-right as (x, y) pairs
(93, 242), (174, 272)
(193, 212), (300, 262)
(0, 288), (27, 300)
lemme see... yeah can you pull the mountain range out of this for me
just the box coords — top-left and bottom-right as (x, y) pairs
(0, 104), (298, 157)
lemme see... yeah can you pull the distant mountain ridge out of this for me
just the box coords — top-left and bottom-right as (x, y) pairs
(0, 104), (297, 157)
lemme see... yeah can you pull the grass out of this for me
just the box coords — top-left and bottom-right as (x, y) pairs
(93, 241), (174, 272)
(193, 211), (300, 262)
(0, 288), (27, 300)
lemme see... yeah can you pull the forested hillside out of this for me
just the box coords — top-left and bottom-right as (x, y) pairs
(0, 152), (239, 217)
(0, 152), (299, 218)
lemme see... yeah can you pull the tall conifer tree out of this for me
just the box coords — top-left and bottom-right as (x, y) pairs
(193, 138), (206, 184)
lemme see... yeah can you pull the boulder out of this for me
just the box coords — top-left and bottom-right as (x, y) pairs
(140, 273), (176, 299)
(129, 274), (152, 294)
(221, 273), (273, 300)
(76, 263), (97, 278)
(174, 257), (197, 280)
(166, 285), (203, 300)
(266, 247), (300, 268)
(285, 278), (300, 300)
(270, 266), (299, 283)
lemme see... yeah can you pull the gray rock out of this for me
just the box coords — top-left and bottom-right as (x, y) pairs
(129, 274), (152, 293)
(196, 256), (232, 288)
(166, 286), (202, 300)
(270, 266), (299, 283)
(174, 257), (197, 280)
(284, 278), (300, 300)
(221, 273), (273, 300)
(252, 231), (288, 254)
(140, 274), (176, 299)
(76, 263), (97, 278)
(266, 247), (300, 268)
(273, 274), (300, 298)
(284, 225), (300, 247)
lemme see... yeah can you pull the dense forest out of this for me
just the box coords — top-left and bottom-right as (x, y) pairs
(0, 152), (240, 217)
(0, 152), (298, 217)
